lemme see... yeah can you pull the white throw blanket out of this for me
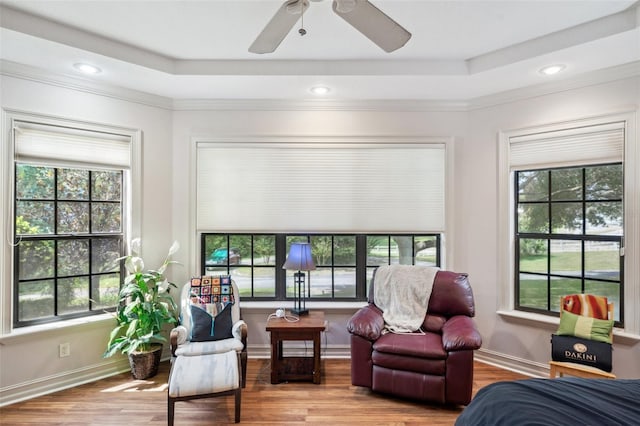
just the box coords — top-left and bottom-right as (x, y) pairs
(373, 265), (439, 333)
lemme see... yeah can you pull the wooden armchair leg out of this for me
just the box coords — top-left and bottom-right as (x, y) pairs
(168, 397), (175, 426)
(234, 388), (241, 423)
(241, 352), (247, 388)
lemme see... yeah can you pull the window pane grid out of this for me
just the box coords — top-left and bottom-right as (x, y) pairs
(202, 233), (440, 301)
(515, 164), (623, 324)
(204, 234), (278, 298)
(15, 163), (123, 327)
(15, 235), (123, 325)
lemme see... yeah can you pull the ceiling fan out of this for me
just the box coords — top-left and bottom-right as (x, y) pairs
(249, 0), (412, 54)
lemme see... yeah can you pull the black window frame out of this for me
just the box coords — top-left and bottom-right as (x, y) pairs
(201, 233), (441, 302)
(13, 165), (124, 327)
(514, 163), (624, 325)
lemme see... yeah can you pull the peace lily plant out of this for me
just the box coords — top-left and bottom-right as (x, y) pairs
(104, 238), (180, 358)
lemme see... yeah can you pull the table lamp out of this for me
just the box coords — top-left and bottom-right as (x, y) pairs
(283, 242), (316, 315)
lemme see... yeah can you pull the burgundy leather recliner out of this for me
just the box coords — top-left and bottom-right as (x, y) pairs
(347, 270), (482, 405)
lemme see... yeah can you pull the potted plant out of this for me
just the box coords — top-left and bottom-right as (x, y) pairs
(104, 238), (180, 379)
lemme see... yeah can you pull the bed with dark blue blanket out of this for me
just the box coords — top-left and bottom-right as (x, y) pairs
(456, 378), (640, 426)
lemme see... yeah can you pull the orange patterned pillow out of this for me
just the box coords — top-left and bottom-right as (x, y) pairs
(562, 294), (609, 320)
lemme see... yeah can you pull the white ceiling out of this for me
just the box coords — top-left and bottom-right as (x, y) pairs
(0, 0), (639, 101)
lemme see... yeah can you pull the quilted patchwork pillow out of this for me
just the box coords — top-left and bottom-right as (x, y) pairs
(557, 310), (614, 344)
(190, 275), (234, 305)
(188, 275), (235, 342)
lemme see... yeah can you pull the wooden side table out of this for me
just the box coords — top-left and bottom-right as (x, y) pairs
(266, 311), (325, 384)
(549, 361), (616, 379)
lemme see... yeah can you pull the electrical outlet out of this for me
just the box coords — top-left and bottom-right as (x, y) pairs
(324, 320), (329, 333)
(59, 342), (71, 358)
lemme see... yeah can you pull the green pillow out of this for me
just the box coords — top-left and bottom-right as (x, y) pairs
(557, 310), (613, 344)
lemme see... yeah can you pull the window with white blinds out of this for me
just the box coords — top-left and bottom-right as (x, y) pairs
(509, 121), (624, 169)
(196, 141), (446, 233)
(8, 114), (138, 327)
(501, 117), (629, 322)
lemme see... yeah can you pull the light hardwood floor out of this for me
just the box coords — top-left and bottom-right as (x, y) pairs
(1, 359), (527, 425)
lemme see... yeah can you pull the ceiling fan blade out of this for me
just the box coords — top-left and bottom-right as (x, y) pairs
(332, 0), (411, 52)
(249, 0), (310, 54)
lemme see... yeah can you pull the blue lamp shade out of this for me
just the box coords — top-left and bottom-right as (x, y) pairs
(283, 243), (316, 271)
(283, 242), (315, 315)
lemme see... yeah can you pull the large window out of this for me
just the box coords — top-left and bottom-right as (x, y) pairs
(202, 233), (440, 301)
(498, 115), (637, 330)
(15, 166), (123, 325)
(194, 138), (448, 303)
(9, 115), (136, 328)
(515, 164), (623, 322)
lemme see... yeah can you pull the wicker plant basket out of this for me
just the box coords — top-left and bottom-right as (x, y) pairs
(128, 344), (163, 380)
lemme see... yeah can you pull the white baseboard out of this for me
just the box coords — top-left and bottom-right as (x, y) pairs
(0, 344), (349, 407)
(0, 345), (176, 408)
(246, 344), (550, 378)
(0, 357), (131, 407)
(1, 345), (543, 407)
(475, 347), (549, 378)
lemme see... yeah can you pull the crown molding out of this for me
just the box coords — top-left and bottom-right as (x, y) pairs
(467, 61), (640, 110)
(467, 3), (639, 74)
(171, 98), (470, 112)
(2, 59), (638, 113)
(0, 59), (173, 110)
(0, 59), (471, 112)
(173, 62), (639, 111)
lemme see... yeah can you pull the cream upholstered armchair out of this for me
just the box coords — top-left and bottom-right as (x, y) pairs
(167, 277), (247, 424)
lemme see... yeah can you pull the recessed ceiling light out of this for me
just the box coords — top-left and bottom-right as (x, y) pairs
(73, 63), (102, 75)
(310, 86), (330, 95)
(539, 64), (566, 76)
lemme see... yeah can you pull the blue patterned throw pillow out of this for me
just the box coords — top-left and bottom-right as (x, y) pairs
(190, 303), (234, 342)
(188, 275), (234, 342)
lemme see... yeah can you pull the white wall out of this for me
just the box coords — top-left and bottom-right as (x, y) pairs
(170, 108), (467, 354)
(171, 77), (640, 377)
(0, 75), (173, 405)
(1, 71), (638, 406)
(461, 76), (640, 378)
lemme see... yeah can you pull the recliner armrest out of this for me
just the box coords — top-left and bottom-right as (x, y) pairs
(442, 315), (482, 351)
(347, 304), (385, 341)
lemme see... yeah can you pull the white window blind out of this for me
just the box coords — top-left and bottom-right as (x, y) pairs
(196, 142), (446, 232)
(510, 121), (624, 170)
(14, 121), (131, 169)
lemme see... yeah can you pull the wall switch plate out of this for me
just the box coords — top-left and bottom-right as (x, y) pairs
(59, 342), (71, 358)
